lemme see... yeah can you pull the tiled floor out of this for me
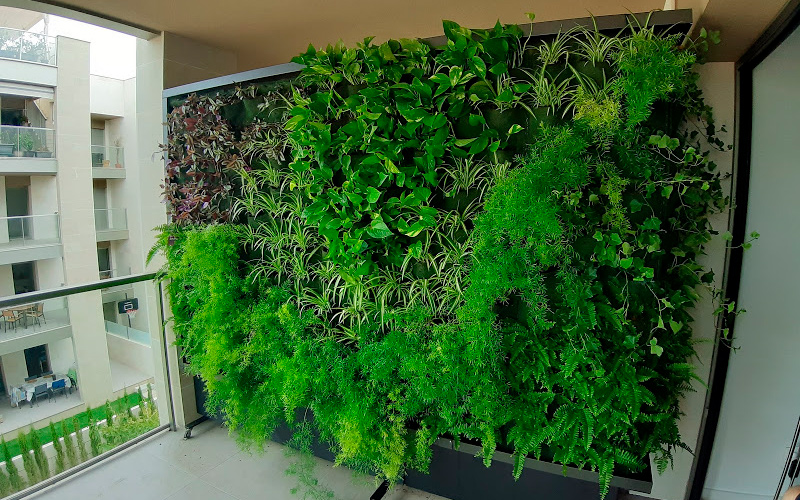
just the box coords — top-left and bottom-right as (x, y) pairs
(0, 388), (82, 434)
(31, 420), (450, 500)
(0, 307), (70, 343)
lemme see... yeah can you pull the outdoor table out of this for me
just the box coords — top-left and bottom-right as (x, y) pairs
(11, 375), (72, 406)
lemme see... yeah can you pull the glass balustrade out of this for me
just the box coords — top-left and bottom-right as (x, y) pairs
(94, 208), (127, 232)
(90, 145), (124, 168)
(0, 125), (56, 158)
(0, 27), (57, 65)
(0, 214), (60, 247)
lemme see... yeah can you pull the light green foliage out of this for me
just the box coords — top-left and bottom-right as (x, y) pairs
(17, 431), (37, 484)
(155, 17), (727, 499)
(50, 422), (65, 474)
(73, 417), (88, 463)
(87, 407), (102, 457)
(2, 437), (23, 491)
(62, 421), (78, 468)
(29, 426), (49, 479)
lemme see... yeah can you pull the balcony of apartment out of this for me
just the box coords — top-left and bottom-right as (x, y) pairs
(0, 214), (61, 265)
(0, 297), (71, 356)
(0, 124), (57, 174)
(91, 145), (126, 179)
(94, 208), (128, 242)
(0, 27), (57, 87)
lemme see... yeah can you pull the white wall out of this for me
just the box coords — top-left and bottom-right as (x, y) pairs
(703, 24), (800, 500)
(89, 75), (125, 117)
(36, 257), (64, 291)
(106, 333), (154, 375)
(48, 337), (76, 375)
(1, 350), (26, 392)
(0, 265), (13, 296)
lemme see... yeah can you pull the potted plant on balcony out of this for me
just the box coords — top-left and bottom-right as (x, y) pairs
(114, 138), (123, 168)
(19, 131), (35, 157)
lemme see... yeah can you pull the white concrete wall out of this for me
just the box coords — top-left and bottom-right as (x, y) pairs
(0, 265), (13, 296)
(29, 175), (59, 241)
(633, 62), (736, 500)
(89, 75), (125, 118)
(36, 257), (64, 291)
(48, 337), (76, 375)
(55, 37), (113, 408)
(1, 350), (27, 392)
(106, 333), (154, 375)
(703, 25), (800, 500)
(0, 177), (9, 244)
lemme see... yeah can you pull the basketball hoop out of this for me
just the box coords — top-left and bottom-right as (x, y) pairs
(119, 299), (138, 322)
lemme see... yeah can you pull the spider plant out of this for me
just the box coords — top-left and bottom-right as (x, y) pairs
(572, 19), (622, 65)
(521, 66), (575, 115)
(439, 157), (490, 197)
(536, 30), (571, 66)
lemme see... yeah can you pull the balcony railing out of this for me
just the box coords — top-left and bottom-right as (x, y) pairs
(105, 320), (150, 346)
(0, 27), (57, 65)
(0, 297), (69, 338)
(94, 208), (127, 232)
(99, 267), (131, 280)
(0, 125), (56, 158)
(0, 214), (60, 247)
(91, 145), (124, 168)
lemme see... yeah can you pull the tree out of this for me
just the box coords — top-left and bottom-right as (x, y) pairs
(61, 421), (77, 467)
(17, 431), (37, 484)
(29, 427), (49, 479)
(72, 417), (88, 463)
(2, 437), (24, 490)
(49, 422), (65, 474)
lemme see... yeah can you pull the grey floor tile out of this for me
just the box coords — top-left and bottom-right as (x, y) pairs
(163, 479), (240, 500)
(143, 421), (241, 475)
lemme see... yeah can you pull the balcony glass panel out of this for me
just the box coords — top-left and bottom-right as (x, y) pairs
(94, 208), (127, 232)
(0, 125), (56, 158)
(90, 145), (124, 168)
(0, 214), (60, 248)
(0, 27), (57, 65)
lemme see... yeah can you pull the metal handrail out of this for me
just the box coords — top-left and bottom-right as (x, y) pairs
(0, 272), (158, 308)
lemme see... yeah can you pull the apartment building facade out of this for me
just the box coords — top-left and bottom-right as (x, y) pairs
(0, 12), (156, 436)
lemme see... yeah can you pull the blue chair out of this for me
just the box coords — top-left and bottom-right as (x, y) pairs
(50, 379), (67, 399)
(31, 384), (50, 406)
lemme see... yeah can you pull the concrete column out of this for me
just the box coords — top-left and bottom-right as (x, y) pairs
(0, 177), (8, 244)
(55, 36), (113, 406)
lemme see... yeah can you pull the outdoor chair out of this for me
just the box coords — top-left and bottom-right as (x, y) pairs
(50, 379), (67, 399)
(31, 384), (50, 406)
(24, 303), (45, 327)
(1, 310), (21, 332)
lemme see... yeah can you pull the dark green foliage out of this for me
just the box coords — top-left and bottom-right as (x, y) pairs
(155, 16), (727, 499)
(29, 427), (49, 479)
(2, 437), (23, 491)
(104, 401), (114, 428)
(62, 421), (77, 468)
(50, 422), (65, 474)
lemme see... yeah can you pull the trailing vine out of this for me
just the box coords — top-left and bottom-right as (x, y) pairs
(154, 16), (729, 499)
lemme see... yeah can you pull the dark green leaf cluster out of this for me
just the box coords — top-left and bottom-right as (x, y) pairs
(155, 17), (727, 499)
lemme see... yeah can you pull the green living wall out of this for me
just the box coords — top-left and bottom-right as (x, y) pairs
(153, 16), (730, 498)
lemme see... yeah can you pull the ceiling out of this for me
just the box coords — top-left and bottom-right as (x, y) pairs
(16, 0), (666, 70)
(2, 0), (794, 70)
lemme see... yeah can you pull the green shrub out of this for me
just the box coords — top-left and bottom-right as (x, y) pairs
(73, 417), (88, 463)
(2, 437), (23, 491)
(87, 407), (102, 457)
(61, 421), (77, 468)
(156, 17), (728, 499)
(49, 422), (65, 474)
(17, 431), (37, 484)
(29, 427), (49, 479)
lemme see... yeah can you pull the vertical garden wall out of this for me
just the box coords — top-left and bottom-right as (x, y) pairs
(153, 11), (731, 499)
